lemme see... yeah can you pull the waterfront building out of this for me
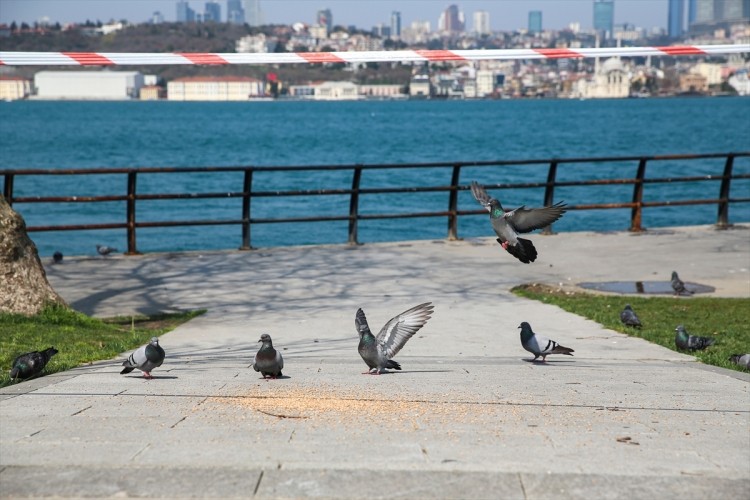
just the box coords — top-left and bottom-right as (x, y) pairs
(317, 8), (333, 35)
(668, 0), (685, 37)
(691, 62), (723, 85)
(167, 76), (263, 101)
(409, 74), (432, 97)
(34, 71), (144, 100)
(359, 84), (404, 98)
(176, 1), (196, 22)
(528, 11), (542, 34)
(227, 0), (244, 24)
(572, 58), (630, 98)
(204, 1), (221, 22)
(727, 68), (750, 95)
(679, 73), (708, 93)
(473, 11), (490, 35)
(139, 85), (165, 100)
(691, 0), (749, 33)
(244, 0), (262, 26)
(288, 81), (360, 100)
(688, 0), (697, 25)
(593, 0), (614, 39)
(0, 76), (31, 101)
(391, 11), (402, 38)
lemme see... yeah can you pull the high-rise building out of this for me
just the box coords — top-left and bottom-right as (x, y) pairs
(593, 0), (614, 38)
(528, 10), (542, 34)
(688, 0), (697, 25)
(668, 0), (684, 37)
(317, 8), (333, 34)
(176, 1), (196, 22)
(151, 11), (164, 24)
(227, 0), (244, 24)
(691, 0), (749, 30)
(243, 0), (262, 26)
(439, 4), (464, 33)
(204, 1), (221, 22)
(473, 11), (490, 35)
(391, 11), (401, 38)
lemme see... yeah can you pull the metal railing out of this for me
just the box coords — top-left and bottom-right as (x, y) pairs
(2, 152), (748, 255)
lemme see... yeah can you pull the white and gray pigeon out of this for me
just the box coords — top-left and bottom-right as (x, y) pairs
(470, 181), (566, 264)
(253, 333), (284, 379)
(671, 271), (693, 296)
(519, 322), (574, 362)
(674, 325), (715, 351)
(96, 244), (118, 256)
(121, 337), (165, 379)
(728, 354), (750, 370)
(356, 302), (434, 374)
(620, 304), (642, 328)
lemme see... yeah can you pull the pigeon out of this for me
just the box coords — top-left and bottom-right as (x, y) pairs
(253, 333), (284, 379)
(9, 347), (58, 381)
(470, 181), (566, 264)
(671, 271), (693, 296)
(619, 304), (642, 328)
(96, 245), (118, 256)
(674, 325), (715, 351)
(728, 354), (750, 370)
(356, 302), (434, 374)
(518, 322), (574, 362)
(52, 251), (63, 264)
(120, 337), (165, 379)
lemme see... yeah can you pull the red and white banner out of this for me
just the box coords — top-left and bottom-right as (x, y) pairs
(1, 44), (747, 66)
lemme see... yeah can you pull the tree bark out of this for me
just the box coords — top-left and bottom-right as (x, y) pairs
(0, 195), (67, 315)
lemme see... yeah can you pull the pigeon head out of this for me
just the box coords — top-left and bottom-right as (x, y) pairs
(45, 347), (59, 357)
(671, 271), (678, 279)
(258, 334), (273, 345)
(518, 322), (534, 342)
(149, 337), (159, 346)
(624, 304), (632, 310)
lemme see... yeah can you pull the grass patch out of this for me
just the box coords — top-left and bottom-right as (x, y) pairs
(512, 284), (750, 373)
(0, 306), (205, 387)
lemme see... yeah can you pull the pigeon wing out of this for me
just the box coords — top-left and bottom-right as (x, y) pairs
(470, 181), (495, 207)
(276, 350), (284, 371)
(506, 202), (567, 233)
(355, 308), (373, 336)
(124, 344), (148, 369)
(376, 302), (434, 359)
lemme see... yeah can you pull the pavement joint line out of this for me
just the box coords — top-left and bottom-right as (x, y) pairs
(252, 470), (264, 497)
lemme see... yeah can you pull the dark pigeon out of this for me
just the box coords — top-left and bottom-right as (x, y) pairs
(96, 245), (118, 256)
(620, 304), (642, 328)
(10, 347), (58, 381)
(121, 337), (165, 379)
(728, 354), (750, 370)
(470, 181), (566, 263)
(519, 322), (574, 362)
(356, 302), (434, 374)
(671, 271), (693, 296)
(52, 251), (63, 264)
(674, 325), (715, 351)
(253, 333), (284, 379)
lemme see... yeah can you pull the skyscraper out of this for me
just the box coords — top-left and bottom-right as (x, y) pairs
(439, 4), (464, 33)
(391, 11), (401, 38)
(204, 1), (221, 22)
(473, 11), (490, 35)
(593, 0), (614, 38)
(688, 0), (697, 25)
(243, 0), (262, 26)
(668, 0), (684, 37)
(317, 8), (333, 33)
(227, 0), (244, 24)
(528, 10), (542, 34)
(176, 1), (196, 22)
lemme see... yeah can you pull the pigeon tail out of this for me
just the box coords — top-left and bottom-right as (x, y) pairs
(386, 360), (402, 370)
(502, 237), (538, 264)
(120, 366), (135, 375)
(9, 367), (20, 379)
(550, 345), (574, 356)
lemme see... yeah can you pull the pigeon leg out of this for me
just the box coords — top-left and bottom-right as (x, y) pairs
(501, 241), (509, 250)
(143, 372), (153, 379)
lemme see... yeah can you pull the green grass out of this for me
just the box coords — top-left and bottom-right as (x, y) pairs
(512, 284), (750, 373)
(0, 306), (204, 387)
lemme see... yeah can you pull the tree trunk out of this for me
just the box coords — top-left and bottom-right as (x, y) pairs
(0, 195), (67, 315)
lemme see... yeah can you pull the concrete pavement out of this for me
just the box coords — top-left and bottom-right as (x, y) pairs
(1, 224), (749, 499)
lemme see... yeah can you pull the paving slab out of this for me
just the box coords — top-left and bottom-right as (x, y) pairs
(1, 224), (749, 498)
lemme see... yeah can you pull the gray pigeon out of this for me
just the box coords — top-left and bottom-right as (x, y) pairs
(253, 333), (284, 379)
(519, 322), (574, 362)
(356, 302), (434, 374)
(96, 245), (118, 256)
(620, 304), (642, 328)
(121, 337), (165, 379)
(728, 354), (750, 370)
(10, 347), (58, 381)
(674, 325), (715, 351)
(470, 181), (566, 263)
(671, 271), (693, 296)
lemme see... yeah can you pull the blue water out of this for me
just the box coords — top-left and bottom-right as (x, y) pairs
(1, 98), (748, 256)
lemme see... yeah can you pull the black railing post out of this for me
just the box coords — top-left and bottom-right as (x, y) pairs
(541, 160), (558, 235)
(630, 158), (647, 232)
(240, 168), (253, 249)
(348, 166), (362, 245)
(3, 173), (14, 206)
(126, 171), (138, 254)
(447, 164), (461, 240)
(716, 153), (734, 229)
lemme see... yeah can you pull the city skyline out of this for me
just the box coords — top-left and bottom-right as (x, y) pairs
(0, 1), (671, 31)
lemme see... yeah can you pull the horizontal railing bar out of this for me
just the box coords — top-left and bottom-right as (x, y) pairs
(12, 195), (128, 203)
(27, 223), (128, 232)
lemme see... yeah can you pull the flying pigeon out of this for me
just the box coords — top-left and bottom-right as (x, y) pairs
(671, 271), (693, 296)
(356, 302), (434, 374)
(674, 325), (715, 351)
(121, 337), (165, 379)
(728, 354), (750, 370)
(470, 181), (566, 263)
(9, 347), (58, 381)
(620, 304), (642, 328)
(253, 333), (284, 379)
(518, 322), (574, 362)
(52, 251), (63, 264)
(96, 245), (118, 256)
